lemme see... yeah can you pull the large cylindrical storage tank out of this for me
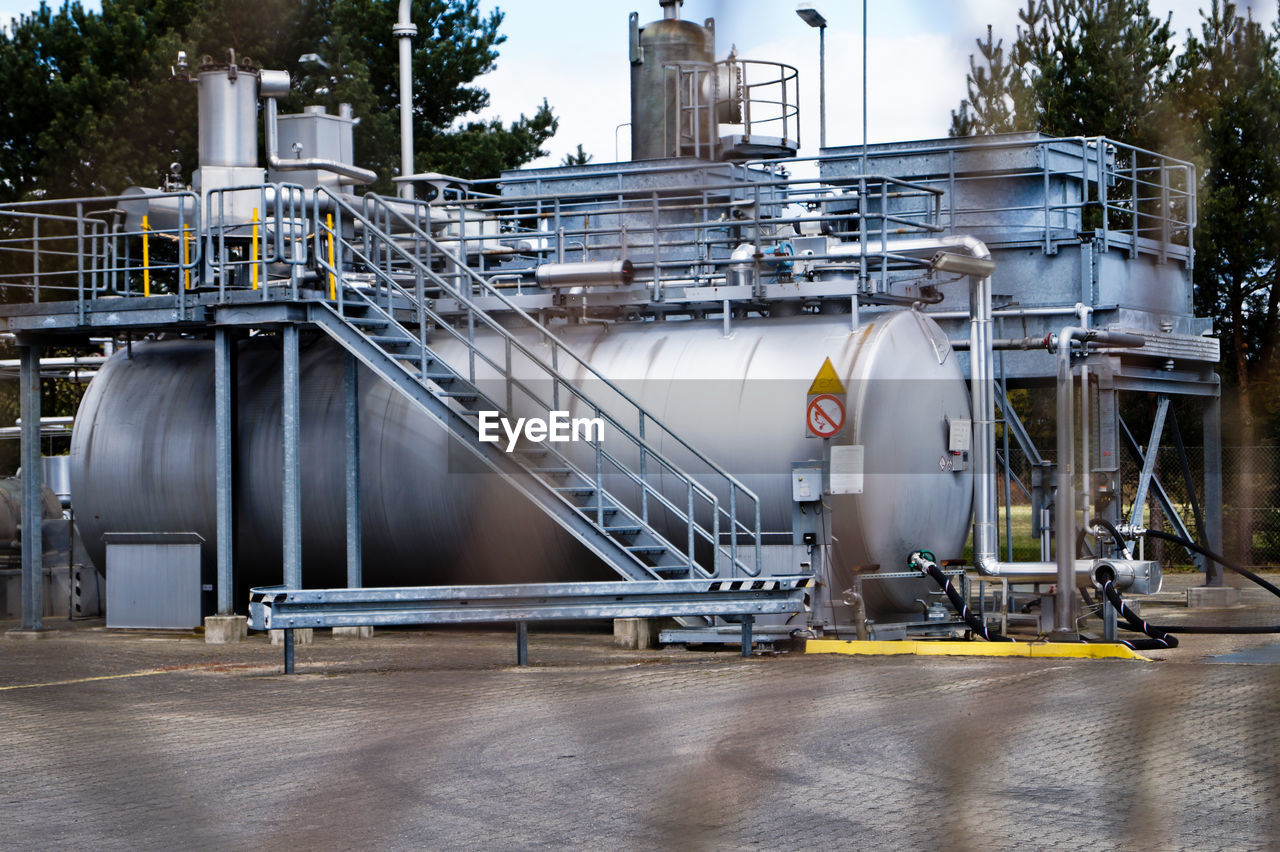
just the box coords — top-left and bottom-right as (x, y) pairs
(630, 3), (716, 160)
(68, 338), (608, 602)
(70, 310), (971, 615)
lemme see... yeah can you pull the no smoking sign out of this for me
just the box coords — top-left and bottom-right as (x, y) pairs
(806, 393), (845, 438)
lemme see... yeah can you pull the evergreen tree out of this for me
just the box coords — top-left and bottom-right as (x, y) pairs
(950, 0), (1174, 147)
(949, 26), (1024, 137)
(0, 0), (558, 200)
(1159, 1), (1280, 556)
(560, 144), (593, 167)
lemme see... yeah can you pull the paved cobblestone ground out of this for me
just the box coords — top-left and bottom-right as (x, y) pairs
(3, 576), (1280, 850)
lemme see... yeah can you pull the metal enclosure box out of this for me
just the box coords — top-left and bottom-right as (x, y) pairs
(105, 532), (205, 629)
(269, 106), (356, 190)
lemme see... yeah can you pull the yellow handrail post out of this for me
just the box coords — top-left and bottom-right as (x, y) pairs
(141, 215), (151, 297)
(251, 208), (260, 290)
(326, 213), (337, 300)
(182, 225), (193, 290)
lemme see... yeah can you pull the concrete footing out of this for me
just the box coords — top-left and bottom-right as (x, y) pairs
(270, 628), (314, 645)
(613, 618), (659, 650)
(204, 615), (248, 644)
(332, 626), (374, 640)
(5, 628), (52, 640)
(1187, 585), (1240, 608)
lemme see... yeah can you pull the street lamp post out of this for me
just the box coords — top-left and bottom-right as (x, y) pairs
(796, 4), (827, 151)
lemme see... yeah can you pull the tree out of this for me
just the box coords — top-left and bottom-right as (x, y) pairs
(560, 144), (592, 167)
(0, 0), (558, 201)
(1159, 1), (1280, 556)
(951, 0), (1175, 147)
(290, 0), (556, 187)
(949, 26), (1024, 137)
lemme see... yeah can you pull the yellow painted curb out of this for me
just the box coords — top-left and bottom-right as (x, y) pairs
(804, 639), (1150, 661)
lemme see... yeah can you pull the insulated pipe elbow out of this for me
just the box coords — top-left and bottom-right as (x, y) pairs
(264, 98), (377, 185)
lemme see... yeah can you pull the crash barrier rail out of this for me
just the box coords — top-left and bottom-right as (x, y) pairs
(249, 576), (816, 671)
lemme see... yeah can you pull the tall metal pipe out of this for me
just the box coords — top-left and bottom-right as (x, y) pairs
(395, 0), (417, 198)
(1054, 325), (1088, 635)
(829, 235), (1092, 583)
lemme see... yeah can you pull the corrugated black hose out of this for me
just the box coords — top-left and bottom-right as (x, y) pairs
(1099, 579), (1178, 649)
(909, 551), (1015, 642)
(1091, 518), (1280, 637)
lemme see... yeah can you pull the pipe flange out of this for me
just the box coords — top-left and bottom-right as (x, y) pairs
(393, 23), (418, 37)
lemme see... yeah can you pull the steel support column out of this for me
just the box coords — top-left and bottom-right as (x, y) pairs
(344, 352), (361, 588)
(1203, 393), (1224, 585)
(1095, 382), (1122, 530)
(214, 327), (235, 614)
(19, 342), (43, 630)
(282, 324), (302, 589)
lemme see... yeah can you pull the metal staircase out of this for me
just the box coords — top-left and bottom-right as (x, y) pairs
(307, 188), (762, 583)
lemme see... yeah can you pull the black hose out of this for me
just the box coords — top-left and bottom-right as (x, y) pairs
(1091, 517), (1129, 555)
(1100, 579), (1178, 649)
(1140, 528), (1280, 600)
(909, 551), (1015, 642)
(1089, 521), (1280, 637)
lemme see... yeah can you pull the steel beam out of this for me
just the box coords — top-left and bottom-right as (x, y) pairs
(19, 343), (43, 630)
(1203, 394), (1224, 585)
(1119, 417), (1197, 555)
(214, 327), (235, 614)
(281, 324), (301, 589)
(1128, 396), (1169, 529)
(344, 352), (362, 588)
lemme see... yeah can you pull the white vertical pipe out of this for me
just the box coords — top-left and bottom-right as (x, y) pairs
(395, 0), (418, 199)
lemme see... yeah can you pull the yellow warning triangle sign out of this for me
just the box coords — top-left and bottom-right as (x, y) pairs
(807, 357), (846, 395)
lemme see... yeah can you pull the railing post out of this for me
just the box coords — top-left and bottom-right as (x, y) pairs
(1098, 140), (1110, 253)
(1042, 142), (1052, 254)
(728, 488), (736, 578)
(638, 415), (648, 524)
(1130, 149), (1139, 257)
(687, 484), (695, 576)
(31, 216), (40, 303)
(650, 193), (661, 301)
(76, 202), (85, 323)
(595, 415), (605, 527)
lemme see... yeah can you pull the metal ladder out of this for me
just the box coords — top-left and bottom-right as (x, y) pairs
(309, 188), (762, 583)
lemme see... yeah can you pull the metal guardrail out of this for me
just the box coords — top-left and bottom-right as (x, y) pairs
(249, 575), (815, 669)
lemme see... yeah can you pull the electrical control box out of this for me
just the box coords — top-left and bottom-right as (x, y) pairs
(946, 417), (971, 472)
(791, 465), (823, 502)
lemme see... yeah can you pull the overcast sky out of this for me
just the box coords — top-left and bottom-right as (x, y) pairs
(3, 0), (1277, 166)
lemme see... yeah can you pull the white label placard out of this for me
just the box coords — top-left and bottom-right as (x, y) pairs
(948, 418), (972, 453)
(829, 445), (864, 495)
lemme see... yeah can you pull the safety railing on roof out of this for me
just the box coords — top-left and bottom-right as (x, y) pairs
(393, 171), (942, 299)
(807, 135), (1195, 261)
(0, 191), (200, 311)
